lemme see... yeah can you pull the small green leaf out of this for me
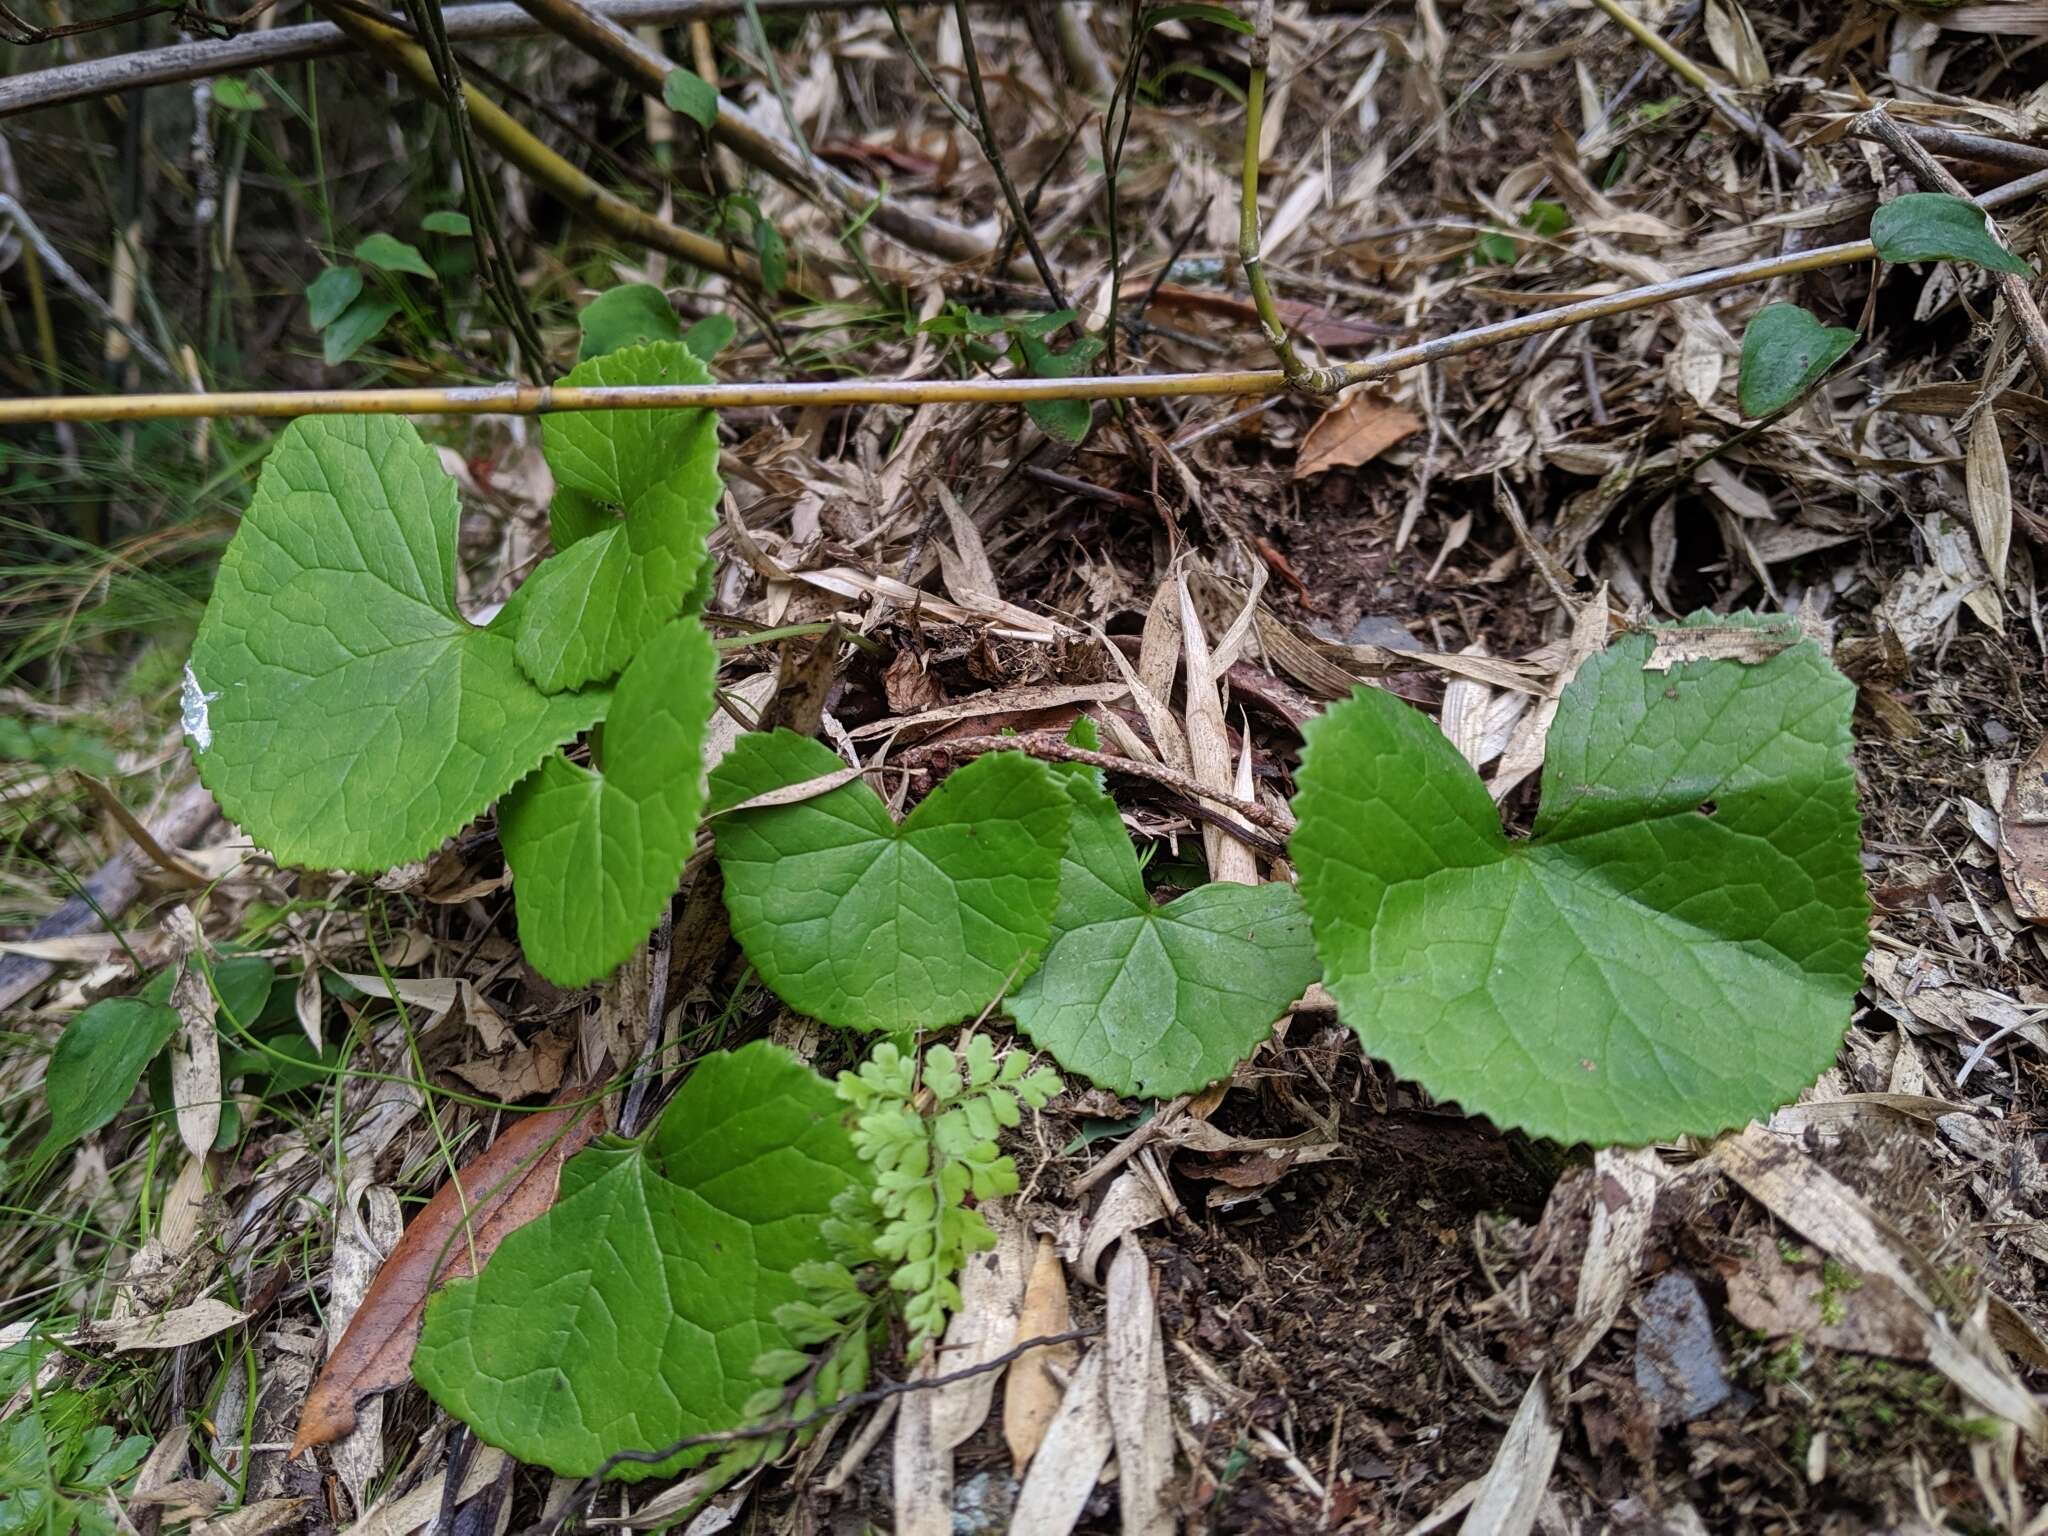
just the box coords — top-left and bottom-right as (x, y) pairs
(662, 67), (720, 131)
(709, 732), (1070, 1033)
(304, 267), (363, 331)
(211, 78), (266, 111)
(502, 618), (717, 986)
(31, 999), (181, 1174)
(682, 311), (737, 361)
(187, 416), (607, 871)
(1007, 722), (1319, 1098)
(1291, 616), (1868, 1145)
(1521, 199), (1571, 237)
(421, 210), (473, 237)
(412, 1041), (870, 1480)
(1871, 193), (2031, 275)
(1016, 330), (1102, 446)
(512, 343), (722, 694)
(353, 232), (436, 280)
(1737, 303), (1859, 418)
(1027, 397), (1093, 445)
(320, 296), (398, 364)
(754, 213), (788, 295)
(576, 283), (683, 362)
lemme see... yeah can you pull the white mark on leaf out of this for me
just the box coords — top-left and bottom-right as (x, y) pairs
(181, 662), (221, 753)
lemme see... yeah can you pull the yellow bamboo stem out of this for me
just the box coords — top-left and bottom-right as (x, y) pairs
(0, 237), (1882, 425)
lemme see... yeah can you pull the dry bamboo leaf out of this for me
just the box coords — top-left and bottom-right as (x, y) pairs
(1703, 0), (1770, 86)
(892, 1353), (950, 1536)
(1561, 1147), (1665, 1372)
(1008, 1346), (1114, 1535)
(1105, 1243), (1174, 1536)
(332, 1183), (404, 1520)
(168, 963), (222, 1159)
(194, 1498), (308, 1536)
(1966, 408), (2012, 590)
(1079, 1169), (1170, 1284)
(343, 1447), (507, 1536)
(78, 1297), (249, 1352)
(1175, 568), (1258, 885)
(1997, 732), (2048, 922)
(929, 1205), (1032, 1452)
(290, 1098), (605, 1456)
(1714, 1125), (2048, 1442)
(1292, 390), (1423, 479)
(1463, 1377), (1562, 1536)
(1003, 1236), (1076, 1474)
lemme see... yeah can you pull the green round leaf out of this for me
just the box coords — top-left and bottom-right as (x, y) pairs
(320, 297), (398, 365)
(662, 66), (720, 131)
(1871, 192), (2032, 276)
(576, 283), (683, 362)
(413, 1042), (869, 1480)
(420, 210), (472, 238)
(1007, 723), (1319, 1097)
(187, 416), (607, 870)
(502, 617), (718, 987)
(1291, 617), (1868, 1145)
(304, 266), (363, 331)
(512, 343), (722, 694)
(1737, 303), (1859, 418)
(709, 732), (1070, 1033)
(352, 232), (436, 280)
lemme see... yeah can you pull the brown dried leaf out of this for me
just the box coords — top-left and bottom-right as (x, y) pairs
(1292, 391), (1423, 479)
(1003, 1236), (1075, 1474)
(1998, 732), (2048, 923)
(289, 1096), (605, 1456)
(1965, 408), (2011, 590)
(1145, 284), (1397, 347)
(1725, 1243), (1929, 1360)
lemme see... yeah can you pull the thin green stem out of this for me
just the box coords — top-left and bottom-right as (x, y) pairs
(1240, 1), (1343, 395)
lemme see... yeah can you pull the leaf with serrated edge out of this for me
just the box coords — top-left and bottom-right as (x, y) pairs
(513, 343), (722, 693)
(502, 618), (717, 986)
(411, 1042), (868, 1479)
(187, 416), (606, 871)
(1291, 615), (1867, 1145)
(1007, 721), (1318, 1098)
(709, 732), (1069, 1033)
(294, 1097), (605, 1456)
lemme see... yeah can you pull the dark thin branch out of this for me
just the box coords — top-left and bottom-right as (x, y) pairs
(952, 0), (1069, 312)
(393, 0), (551, 380)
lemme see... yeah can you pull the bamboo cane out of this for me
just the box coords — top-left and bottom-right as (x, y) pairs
(0, 238), (1880, 424)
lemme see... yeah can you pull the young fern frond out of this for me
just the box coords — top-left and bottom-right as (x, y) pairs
(838, 1036), (1060, 1357)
